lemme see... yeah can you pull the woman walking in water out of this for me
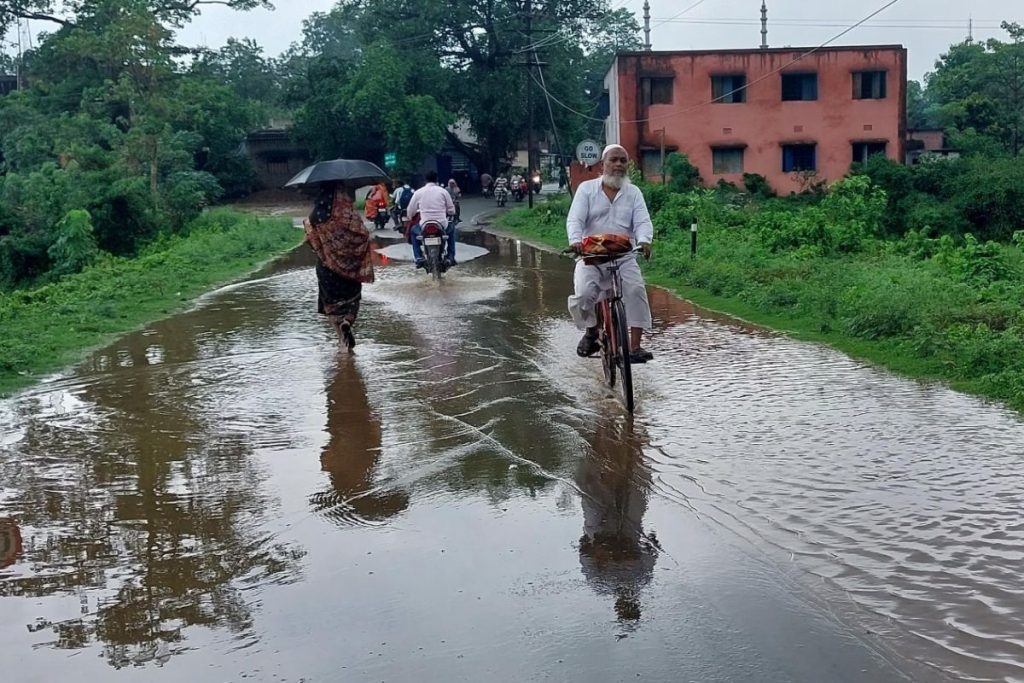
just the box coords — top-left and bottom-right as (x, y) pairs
(304, 182), (375, 350)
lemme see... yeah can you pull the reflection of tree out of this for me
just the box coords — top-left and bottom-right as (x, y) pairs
(577, 416), (659, 622)
(0, 333), (303, 668)
(312, 359), (409, 524)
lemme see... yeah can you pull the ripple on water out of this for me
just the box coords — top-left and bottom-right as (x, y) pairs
(634, 311), (1024, 682)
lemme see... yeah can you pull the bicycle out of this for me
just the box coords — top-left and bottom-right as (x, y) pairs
(566, 246), (644, 413)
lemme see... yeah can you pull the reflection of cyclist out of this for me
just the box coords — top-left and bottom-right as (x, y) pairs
(566, 144), (654, 364)
(577, 417), (657, 622)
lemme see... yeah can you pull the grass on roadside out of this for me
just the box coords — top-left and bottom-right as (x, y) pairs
(0, 209), (303, 395)
(497, 195), (1024, 413)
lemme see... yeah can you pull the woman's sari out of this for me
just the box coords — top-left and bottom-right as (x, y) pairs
(304, 188), (374, 321)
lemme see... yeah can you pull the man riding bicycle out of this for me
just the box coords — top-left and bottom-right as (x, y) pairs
(566, 144), (654, 364)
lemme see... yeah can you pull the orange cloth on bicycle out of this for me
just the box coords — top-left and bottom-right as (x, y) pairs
(581, 233), (632, 256)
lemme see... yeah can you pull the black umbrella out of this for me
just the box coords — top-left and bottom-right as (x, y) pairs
(283, 159), (389, 190)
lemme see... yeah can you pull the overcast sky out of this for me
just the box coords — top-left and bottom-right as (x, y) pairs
(6, 0), (1022, 82)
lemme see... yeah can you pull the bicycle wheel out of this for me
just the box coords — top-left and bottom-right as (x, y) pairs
(598, 303), (615, 388)
(611, 299), (634, 412)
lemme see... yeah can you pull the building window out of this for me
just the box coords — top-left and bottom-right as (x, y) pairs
(853, 71), (887, 99)
(641, 77), (673, 106)
(782, 73), (818, 101)
(852, 141), (887, 164)
(782, 144), (816, 172)
(712, 74), (746, 103)
(640, 150), (664, 177)
(712, 147), (744, 174)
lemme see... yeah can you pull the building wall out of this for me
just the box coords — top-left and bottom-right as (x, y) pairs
(612, 47), (907, 194)
(907, 129), (944, 151)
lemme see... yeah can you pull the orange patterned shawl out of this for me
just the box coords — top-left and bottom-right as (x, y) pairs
(304, 189), (375, 284)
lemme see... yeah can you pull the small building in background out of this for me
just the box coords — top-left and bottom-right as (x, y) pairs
(906, 128), (960, 164)
(241, 128), (311, 190)
(603, 45), (908, 194)
(0, 75), (18, 96)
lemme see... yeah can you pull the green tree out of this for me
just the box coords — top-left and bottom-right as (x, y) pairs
(293, 44), (450, 173)
(323, 0), (639, 171)
(926, 23), (1024, 156)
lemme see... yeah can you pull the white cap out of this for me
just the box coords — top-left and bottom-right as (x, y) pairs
(602, 144), (629, 160)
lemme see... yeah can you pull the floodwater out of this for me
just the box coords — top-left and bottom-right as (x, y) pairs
(2, 230), (1024, 682)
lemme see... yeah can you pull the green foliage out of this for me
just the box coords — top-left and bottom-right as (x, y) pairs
(293, 44), (452, 173)
(499, 164), (1024, 411)
(163, 171), (224, 231)
(0, 209), (301, 394)
(925, 23), (1024, 156)
(0, 0), (281, 287)
(742, 173), (775, 199)
(47, 209), (99, 276)
(664, 152), (701, 192)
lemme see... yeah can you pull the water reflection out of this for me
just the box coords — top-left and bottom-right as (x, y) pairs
(0, 518), (21, 570)
(312, 358), (409, 525)
(577, 417), (659, 622)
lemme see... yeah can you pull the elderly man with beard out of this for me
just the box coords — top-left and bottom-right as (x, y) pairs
(566, 144), (654, 363)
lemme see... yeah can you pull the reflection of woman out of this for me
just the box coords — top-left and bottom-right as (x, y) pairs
(304, 183), (375, 350)
(577, 417), (658, 622)
(0, 517), (23, 570)
(315, 360), (408, 524)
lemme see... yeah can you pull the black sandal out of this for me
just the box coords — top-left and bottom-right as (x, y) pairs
(576, 333), (600, 357)
(340, 320), (356, 350)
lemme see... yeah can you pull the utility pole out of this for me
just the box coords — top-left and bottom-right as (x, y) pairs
(526, 0), (535, 209)
(643, 0), (652, 51)
(15, 16), (23, 91)
(655, 128), (666, 184)
(760, 1), (769, 49)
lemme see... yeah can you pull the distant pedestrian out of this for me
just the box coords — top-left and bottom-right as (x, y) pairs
(447, 179), (462, 224)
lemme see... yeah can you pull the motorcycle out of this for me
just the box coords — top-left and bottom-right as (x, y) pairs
(495, 186), (508, 207)
(372, 205), (389, 232)
(512, 182), (525, 202)
(531, 174), (542, 195)
(418, 220), (451, 281)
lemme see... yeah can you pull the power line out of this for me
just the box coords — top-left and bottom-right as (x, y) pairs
(648, 0), (710, 31)
(650, 18), (1008, 30)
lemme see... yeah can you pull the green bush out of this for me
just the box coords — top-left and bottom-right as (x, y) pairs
(664, 152), (701, 193)
(742, 173), (775, 199)
(47, 209), (100, 277)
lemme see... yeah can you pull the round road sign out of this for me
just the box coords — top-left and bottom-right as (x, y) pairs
(575, 140), (601, 166)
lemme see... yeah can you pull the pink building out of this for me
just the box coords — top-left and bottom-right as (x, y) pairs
(603, 46), (907, 194)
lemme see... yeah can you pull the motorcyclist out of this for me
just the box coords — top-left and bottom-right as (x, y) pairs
(494, 175), (509, 205)
(406, 170), (457, 268)
(363, 181), (390, 228)
(392, 180), (414, 228)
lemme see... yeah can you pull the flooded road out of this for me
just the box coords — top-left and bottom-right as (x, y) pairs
(2, 231), (1024, 682)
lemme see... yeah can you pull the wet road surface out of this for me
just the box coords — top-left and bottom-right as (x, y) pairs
(2, 229), (1024, 682)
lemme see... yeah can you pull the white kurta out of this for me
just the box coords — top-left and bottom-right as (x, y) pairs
(566, 179), (654, 330)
